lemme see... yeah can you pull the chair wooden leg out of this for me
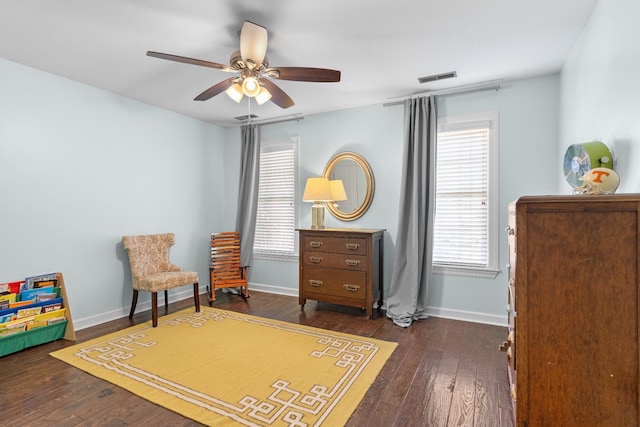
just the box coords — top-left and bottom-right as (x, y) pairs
(240, 266), (249, 300)
(238, 285), (249, 301)
(208, 268), (216, 305)
(164, 290), (169, 313)
(193, 282), (201, 313)
(129, 290), (139, 319)
(152, 292), (158, 327)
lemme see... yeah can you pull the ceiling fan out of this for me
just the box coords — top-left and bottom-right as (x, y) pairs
(147, 21), (341, 109)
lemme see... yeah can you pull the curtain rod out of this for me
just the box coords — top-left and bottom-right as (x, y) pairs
(383, 82), (501, 107)
(239, 114), (304, 127)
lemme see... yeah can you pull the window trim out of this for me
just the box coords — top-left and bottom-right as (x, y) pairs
(252, 137), (299, 262)
(432, 111), (500, 279)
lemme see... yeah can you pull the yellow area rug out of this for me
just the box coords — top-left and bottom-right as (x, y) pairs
(50, 307), (397, 426)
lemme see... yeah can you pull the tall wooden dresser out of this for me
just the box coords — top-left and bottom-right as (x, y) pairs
(298, 228), (384, 318)
(506, 195), (640, 426)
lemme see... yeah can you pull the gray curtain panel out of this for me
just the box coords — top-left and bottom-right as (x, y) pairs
(386, 96), (437, 327)
(235, 124), (261, 267)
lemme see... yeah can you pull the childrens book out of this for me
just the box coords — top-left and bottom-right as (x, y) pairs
(21, 273), (57, 292)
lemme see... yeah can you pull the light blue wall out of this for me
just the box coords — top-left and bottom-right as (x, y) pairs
(559, 0), (640, 192)
(6, 0), (632, 328)
(432, 76), (559, 324)
(239, 74), (560, 325)
(248, 105), (405, 297)
(0, 58), (233, 328)
(1, 60), (565, 328)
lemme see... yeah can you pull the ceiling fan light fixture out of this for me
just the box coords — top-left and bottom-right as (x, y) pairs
(255, 86), (272, 105)
(225, 83), (244, 103)
(147, 20), (339, 109)
(242, 76), (261, 97)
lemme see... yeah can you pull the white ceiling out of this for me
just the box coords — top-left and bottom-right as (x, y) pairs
(0, 0), (598, 127)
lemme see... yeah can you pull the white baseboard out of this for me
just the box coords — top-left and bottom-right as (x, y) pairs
(74, 307), (131, 331)
(72, 283), (507, 330)
(247, 282), (298, 297)
(73, 286), (207, 331)
(249, 283), (508, 327)
(426, 306), (507, 327)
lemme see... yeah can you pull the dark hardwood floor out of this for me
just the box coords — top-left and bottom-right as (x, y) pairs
(1, 291), (514, 426)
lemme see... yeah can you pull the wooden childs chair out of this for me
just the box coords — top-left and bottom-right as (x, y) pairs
(208, 231), (249, 304)
(122, 233), (200, 327)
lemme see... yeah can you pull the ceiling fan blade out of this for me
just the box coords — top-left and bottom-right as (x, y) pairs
(268, 67), (341, 82)
(147, 51), (227, 70)
(240, 21), (268, 68)
(194, 78), (236, 101)
(261, 79), (295, 109)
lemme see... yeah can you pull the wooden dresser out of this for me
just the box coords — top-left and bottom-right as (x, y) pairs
(506, 195), (640, 426)
(297, 228), (384, 318)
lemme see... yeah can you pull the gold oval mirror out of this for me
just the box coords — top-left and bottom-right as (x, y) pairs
(323, 152), (374, 221)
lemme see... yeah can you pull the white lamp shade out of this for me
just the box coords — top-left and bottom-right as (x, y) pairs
(255, 86), (272, 105)
(329, 180), (347, 201)
(225, 83), (244, 103)
(303, 177), (333, 202)
(240, 21), (268, 68)
(242, 76), (261, 97)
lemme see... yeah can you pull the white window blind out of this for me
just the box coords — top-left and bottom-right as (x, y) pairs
(253, 139), (298, 260)
(433, 113), (499, 278)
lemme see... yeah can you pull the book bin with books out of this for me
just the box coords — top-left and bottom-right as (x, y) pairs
(0, 272), (76, 357)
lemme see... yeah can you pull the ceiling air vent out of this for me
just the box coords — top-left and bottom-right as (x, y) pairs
(418, 71), (457, 84)
(234, 114), (259, 121)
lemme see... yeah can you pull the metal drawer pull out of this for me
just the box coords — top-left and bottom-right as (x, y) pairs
(345, 259), (360, 266)
(345, 243), (360, 250)
(343, 284), (360, 292)
(309, 256), (322, 263)
(309, 280), (323, 287)
(309, 241), (322, 248)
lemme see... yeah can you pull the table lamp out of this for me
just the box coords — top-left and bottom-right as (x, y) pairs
(302, 177), (333, 229)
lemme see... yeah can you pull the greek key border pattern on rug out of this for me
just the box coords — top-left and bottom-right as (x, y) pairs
(71, 308), (389, 426)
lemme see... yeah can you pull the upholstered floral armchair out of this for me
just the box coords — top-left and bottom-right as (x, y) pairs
(122, 233), (200, 327)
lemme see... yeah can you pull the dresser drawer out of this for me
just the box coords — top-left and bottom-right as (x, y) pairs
(302, 235), (368, 255)
(302, 251), (368, 271)
(302, 267), (367, 299)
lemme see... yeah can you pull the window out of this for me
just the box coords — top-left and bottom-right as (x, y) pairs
(253, 138), (298, 261)
(433, 112), (499, 278)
